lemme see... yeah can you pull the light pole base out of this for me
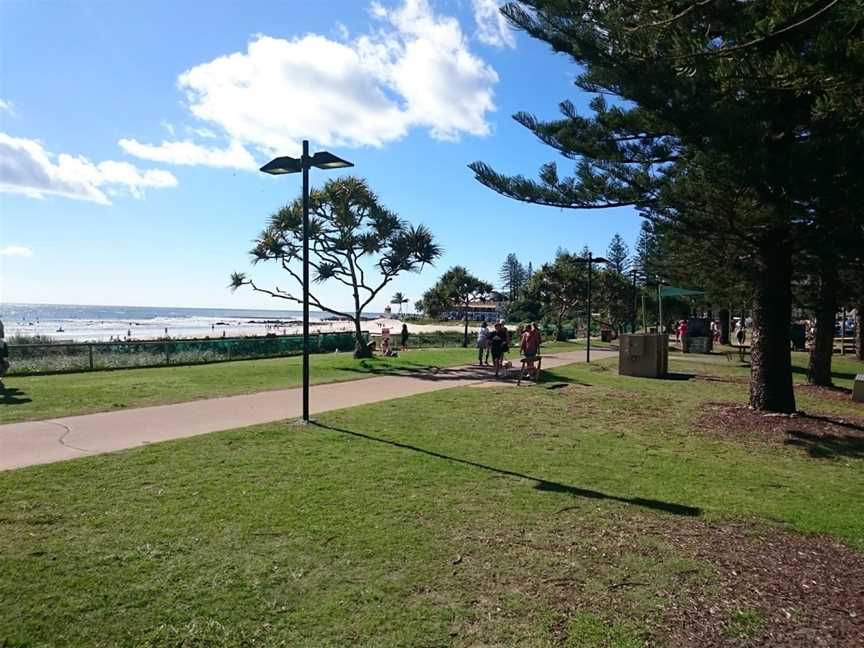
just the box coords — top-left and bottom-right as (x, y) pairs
(291, 417), (313, 427)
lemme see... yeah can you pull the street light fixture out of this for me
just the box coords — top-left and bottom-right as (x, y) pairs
(573, 252), (608, 363)
(260, 140), (353, 423)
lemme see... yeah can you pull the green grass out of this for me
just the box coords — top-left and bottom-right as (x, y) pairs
(725, 609), (765, 640)
(0, 341), (580, 424)
(1, 352), (862, 646)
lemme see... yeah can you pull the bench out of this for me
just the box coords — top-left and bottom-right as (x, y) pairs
(517, 355), (543, 386)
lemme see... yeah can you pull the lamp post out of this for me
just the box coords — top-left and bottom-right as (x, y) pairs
(574, 252), (608, 363)
(260, 141), (353, 423)
(629, 266), (639, 334)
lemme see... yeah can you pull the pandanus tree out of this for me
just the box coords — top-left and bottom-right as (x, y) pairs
(231, 176), (440, 358)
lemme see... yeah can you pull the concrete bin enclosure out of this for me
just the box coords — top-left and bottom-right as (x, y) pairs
(619, 334), (668, 378)
(854, 375), (864, 403)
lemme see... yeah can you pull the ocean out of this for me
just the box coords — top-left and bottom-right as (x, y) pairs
(0, 303), (376, 342)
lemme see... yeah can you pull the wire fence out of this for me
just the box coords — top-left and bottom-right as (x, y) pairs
(373, 330), (471, 348)
(7, 331), (369, 376)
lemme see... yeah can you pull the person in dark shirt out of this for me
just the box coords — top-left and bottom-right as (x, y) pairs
(400, 323), (409, 351)
(0, 324), (9, 389)
(489, 321), (509, 377)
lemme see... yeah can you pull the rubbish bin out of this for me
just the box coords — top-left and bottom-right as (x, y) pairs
(601, 329), (612, 343)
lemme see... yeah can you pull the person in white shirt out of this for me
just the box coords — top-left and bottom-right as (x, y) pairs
(477, 321), (490, 365)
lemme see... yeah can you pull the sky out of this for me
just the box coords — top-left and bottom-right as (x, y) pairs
(0, 0), (642, 312)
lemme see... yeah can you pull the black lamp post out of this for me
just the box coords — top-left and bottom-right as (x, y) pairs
(573, 252), (608, 363)
(260, 140), (353, 422)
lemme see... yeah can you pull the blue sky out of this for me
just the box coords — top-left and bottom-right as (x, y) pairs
(0, 0), (641, 312)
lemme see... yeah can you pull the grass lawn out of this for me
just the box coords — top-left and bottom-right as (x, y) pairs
(1, 351), (862, 646)
(0, 341), (579, 424)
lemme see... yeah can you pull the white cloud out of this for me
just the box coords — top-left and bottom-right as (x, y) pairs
(472, 0), (516, 48)
(0, 133), (177, 204)
(118, 138), (257, 170)
(0, 99), (15, 117)
(122, 0), (498, 166)
(0, 246), (33, 258)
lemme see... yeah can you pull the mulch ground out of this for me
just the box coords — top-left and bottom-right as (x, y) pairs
(656, 519), (864, 647)
(456, 510), (864, 646)
(696, 403), (864, 460)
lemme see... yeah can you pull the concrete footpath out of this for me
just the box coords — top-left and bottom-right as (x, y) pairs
(0, 349), (615, 471)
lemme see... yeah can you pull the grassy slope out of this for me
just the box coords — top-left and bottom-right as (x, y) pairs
(0, 342), (578, 424)
(1, 353), (862, 646)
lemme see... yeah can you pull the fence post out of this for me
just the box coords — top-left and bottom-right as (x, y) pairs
(89, 344), (94, 371)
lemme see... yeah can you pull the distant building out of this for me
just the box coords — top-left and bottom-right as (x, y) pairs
(442, 292), (508, 322)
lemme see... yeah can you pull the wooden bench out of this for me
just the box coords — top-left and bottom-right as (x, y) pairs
(517, 355), (543, 385)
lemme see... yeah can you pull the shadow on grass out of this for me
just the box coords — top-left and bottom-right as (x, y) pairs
(1, 386), (32, 406)
(534, 368), (593, 387)
(785, 430), (864, 460)
(783, 413), (864, 460)
(791, 366), (860, 382)
(339, 360), (508, 383)
(313, 423), (701, 517)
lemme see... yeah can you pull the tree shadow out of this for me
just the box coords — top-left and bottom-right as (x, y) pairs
(800, 413), (864, 432)
(790, 366), (860, 382)
(312, 423), (701, 517)
(0, 386), (32, 406)
(784, 430), (864, 460)
(661, 373), (695, 382)
(533, 368), (593, 387)
(338, 361), (520, 383)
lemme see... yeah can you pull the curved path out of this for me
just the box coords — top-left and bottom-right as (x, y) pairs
(0, 349), (615, 471)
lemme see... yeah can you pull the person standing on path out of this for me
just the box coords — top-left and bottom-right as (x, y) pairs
(520, 322), (542, 379)
(489, 322), (508, 377)
(477, 321), (490, 365)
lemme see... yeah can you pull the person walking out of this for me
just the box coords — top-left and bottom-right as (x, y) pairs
(520, 322), (542, 379)
(489, 321), (509, 377)
(400, 323), (409, 351)
(677, 319), (688, 344)
(735, 321), (746, 346)
(477, 321), (490, 365)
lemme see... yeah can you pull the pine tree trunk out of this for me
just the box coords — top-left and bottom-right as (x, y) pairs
(807, 267), (837, 387)
(353, 319), (372, 359)
(856, 303), (864, 361)
(749, 242), (796, 413)
(718, 308), (731, 345)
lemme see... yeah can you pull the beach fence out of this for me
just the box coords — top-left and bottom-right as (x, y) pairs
(371, 329), (469, 349)
(7, 331), (369, 375)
